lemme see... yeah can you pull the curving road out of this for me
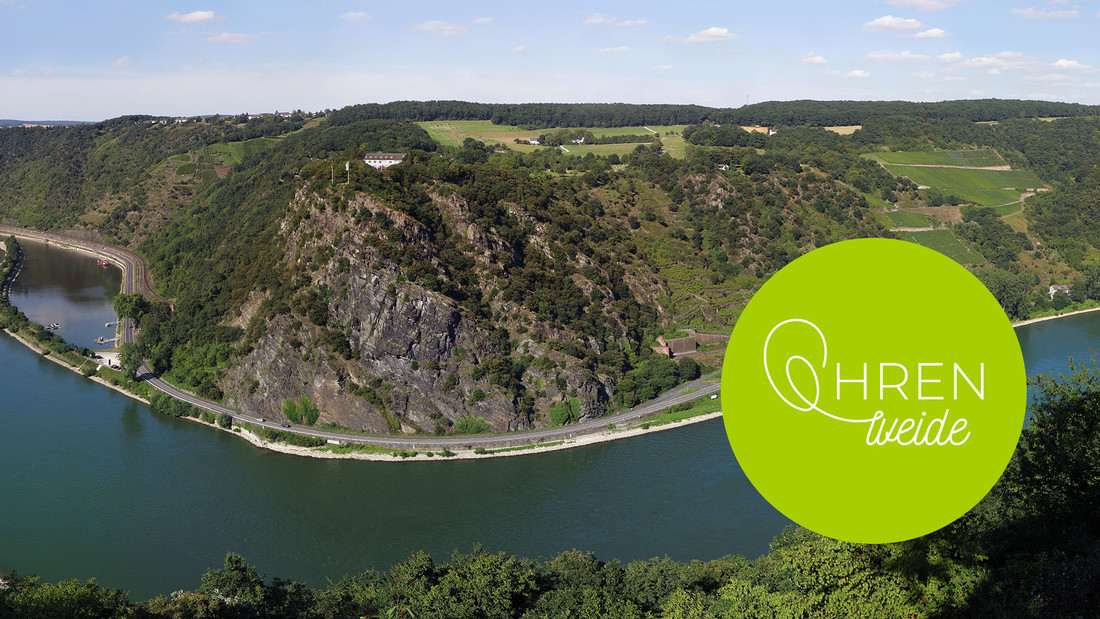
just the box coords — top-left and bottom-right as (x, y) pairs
(1, 225), (723, 450)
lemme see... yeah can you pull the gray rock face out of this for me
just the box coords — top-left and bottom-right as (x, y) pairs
(221, 189), (612, 433)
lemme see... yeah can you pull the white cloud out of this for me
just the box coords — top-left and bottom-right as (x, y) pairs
(865, 50), (929, 61)
(913, 28), (949, 38)
(970, 89), (985, 96)
(413, 21), (469, 36)
(207, 32), (265, 44)
(653, 64), (673, 71)
(165, 10), (216, 23)
(472, 17), (492, 25)
(914, 71), (936, 79)
(1011, 6), (1079, 19)
(510, 46), (525, 53)
(884, 0), (964, 10)
(863, 15), (924, 31)
(597, 46), (631, 54)
(847, 70), (871, 78)
(1025, 73), (1074, 82)
(10, 68), (27, 76)
(662, 26), (736, 44)
(937, 52), (964, 62)
(339, 12), (370, 21)
(1053, 58), (1093, 71)
(986, 69), (1000, 75)
(801, 52), (827, 64)
(584, 13), (648, 27)
(946, 75), (967, 80)
(111, 56), (131, 68)
(963, 51), (1025, 69)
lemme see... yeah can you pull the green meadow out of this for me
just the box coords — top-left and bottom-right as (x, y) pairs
(884, 165), (1042, 206)
(885, 210), (934, 227)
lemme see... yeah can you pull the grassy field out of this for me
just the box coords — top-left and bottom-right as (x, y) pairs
(884, 165), (1043, 206)
(991, 203), (1024, 217)
(861, 192), (892, 208)
(824, 125), (862, 135)
(873, 150), (1005, 167)
(885, 210), (934, 227)
(637, 393), (722, 428)
(898, 229), (985, 264)
(418, 120), (689, 159)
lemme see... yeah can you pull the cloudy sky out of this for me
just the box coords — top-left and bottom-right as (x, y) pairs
(1, 0), (1098, 120)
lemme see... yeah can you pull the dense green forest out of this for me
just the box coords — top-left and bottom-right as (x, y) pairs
(3, 362), (1100, 617)
(323, 99), (1100, 129)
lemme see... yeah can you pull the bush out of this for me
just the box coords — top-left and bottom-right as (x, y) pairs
(454, 416), (490, 434)
(217, 413), (232, 428)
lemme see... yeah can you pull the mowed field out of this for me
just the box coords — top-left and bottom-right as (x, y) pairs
(419, 120), (690, 159)
(872, 149), (1006, 167)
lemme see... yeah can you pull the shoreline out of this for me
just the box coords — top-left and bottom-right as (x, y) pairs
(235, 411), (725, 461)
(2, 328), (150, 405)
(1012, 304), (1100, 328)
(3, 311), (724, 462)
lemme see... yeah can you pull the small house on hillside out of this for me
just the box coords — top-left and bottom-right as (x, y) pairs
(651, 329), (731, 358)
(1049, 284), (1071, 300)
(363, 153), (406, 169)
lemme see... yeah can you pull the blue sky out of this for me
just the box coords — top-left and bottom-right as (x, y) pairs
(2, 0), (1099, 120)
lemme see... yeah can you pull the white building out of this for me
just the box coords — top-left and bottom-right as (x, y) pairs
(363, 153), (406, 169)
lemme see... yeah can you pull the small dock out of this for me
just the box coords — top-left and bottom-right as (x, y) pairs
(94, 336), (118, 345)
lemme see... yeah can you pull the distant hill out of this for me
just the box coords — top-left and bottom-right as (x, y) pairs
(0, 119), (88, 128)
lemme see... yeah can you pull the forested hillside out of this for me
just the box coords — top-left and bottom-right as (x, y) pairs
(2, 100), (1100, 433)
(324, 98), (1100, 129)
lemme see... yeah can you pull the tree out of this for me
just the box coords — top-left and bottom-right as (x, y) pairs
(974, 266), (1032, 320)
(112, 293), (150, 324)
(1053, 289), (1071, 310)
(199, 553), (267, 611)
(118, 342), (143, 374)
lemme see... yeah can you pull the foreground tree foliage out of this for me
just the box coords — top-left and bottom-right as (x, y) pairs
(3, 363), (1100, 617)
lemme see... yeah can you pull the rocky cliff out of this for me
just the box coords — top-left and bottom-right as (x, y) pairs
(222, 188), (612, 433)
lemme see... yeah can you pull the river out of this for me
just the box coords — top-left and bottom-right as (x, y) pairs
(0, 240), (1093, 600)
(0, 240), (787, 599)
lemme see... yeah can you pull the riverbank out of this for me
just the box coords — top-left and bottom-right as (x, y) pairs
(1013, 304), (1100, 328)
(236, 411), (725, 462)
(2, 328), (149, 405)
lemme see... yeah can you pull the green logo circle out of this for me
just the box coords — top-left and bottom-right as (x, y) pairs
(721, 238), (1025, 543)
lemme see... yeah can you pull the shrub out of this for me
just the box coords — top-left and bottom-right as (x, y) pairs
(454, 416), (490, 434)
